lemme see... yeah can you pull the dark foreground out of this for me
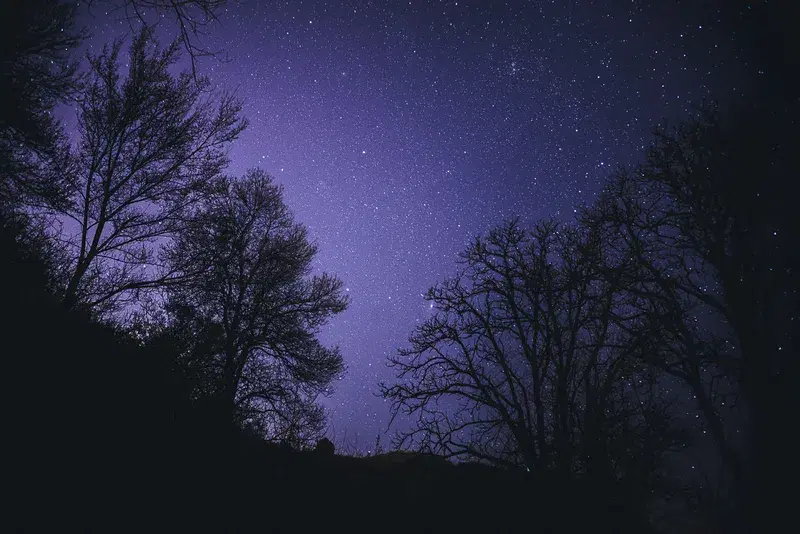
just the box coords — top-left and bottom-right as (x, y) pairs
(4, 221), (650, 533)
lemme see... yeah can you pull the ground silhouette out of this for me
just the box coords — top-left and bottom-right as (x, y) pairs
(2, 216), (650, 531)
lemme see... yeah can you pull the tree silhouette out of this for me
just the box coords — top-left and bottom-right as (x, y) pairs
(583, 103), (796, 530)
(86, 0), (229, 78)
(314, 437), (335, 456)
(0, 0), (85, 210)
(47, 29), (245, 314)
(382, 219), (681, 497)
(159, 168), (347, 440)
(581, 165), (743, 482)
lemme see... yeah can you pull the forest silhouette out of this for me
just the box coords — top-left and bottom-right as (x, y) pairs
(2, 1), (795, 532)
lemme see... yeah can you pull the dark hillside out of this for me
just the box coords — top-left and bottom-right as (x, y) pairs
(173, 430), (651, 533)
(3, 212), (651, 532)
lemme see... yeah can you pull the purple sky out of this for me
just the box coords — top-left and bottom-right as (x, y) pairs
(82, 0), (749, 448)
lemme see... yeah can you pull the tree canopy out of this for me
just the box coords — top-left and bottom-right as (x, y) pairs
(0, 0), (84, 209)
(50, 29), (246, 314)
(157, 168), (348, 446)
(383, 218), (680, 505)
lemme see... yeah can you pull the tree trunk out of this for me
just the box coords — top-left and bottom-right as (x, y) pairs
(219, 349), (240, 425)
(62, 259), (90, 310)
(688, 373), (742, 482)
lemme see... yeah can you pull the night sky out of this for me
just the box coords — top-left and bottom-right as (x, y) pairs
(81, 0), (751, 447)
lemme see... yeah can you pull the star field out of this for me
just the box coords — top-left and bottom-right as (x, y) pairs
(82, 0), (751, 446)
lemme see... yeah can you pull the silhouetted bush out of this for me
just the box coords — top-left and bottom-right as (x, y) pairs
(314, 437), (335, 456)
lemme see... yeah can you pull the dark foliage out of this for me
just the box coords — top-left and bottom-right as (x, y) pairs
(314, 437), (335, 455)
(154, 169), (347, 445)
(0, 0), (84, 209)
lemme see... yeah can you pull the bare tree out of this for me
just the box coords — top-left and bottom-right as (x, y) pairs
(50, 29), (246, 314)
(581, 103), (796, 529)
(619, 104), (793, 412)
(161, 168), (347, 439)
(86, 0), (230, 78)
(234, 356), (329, 448)
(382, 219), (680, 487)
(581, 168), (743, 485)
